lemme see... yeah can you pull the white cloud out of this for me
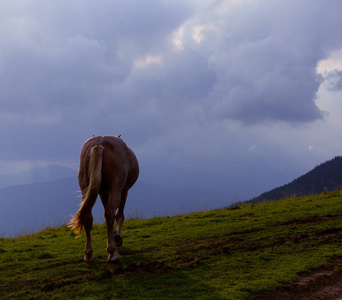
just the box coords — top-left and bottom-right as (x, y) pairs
(317, 49), (342, 74)
(172, 26), (185, 51)
(192, 25), (205, 44)
(134, 55), (163, 69)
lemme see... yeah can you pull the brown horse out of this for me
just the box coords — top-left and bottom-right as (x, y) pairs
(70, 135), (139, 262)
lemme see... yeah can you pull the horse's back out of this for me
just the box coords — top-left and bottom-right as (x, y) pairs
(79, 135), (139, 192)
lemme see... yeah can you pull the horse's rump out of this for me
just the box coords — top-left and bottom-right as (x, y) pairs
(70, 136), (139, 240)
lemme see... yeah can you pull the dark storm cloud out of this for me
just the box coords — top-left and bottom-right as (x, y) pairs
(0, 0), (196, 160)
(0, 0), (342, 196)
(202, 1), (342, 124)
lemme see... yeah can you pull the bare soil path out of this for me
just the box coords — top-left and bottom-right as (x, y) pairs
(256, 258), (342, 300)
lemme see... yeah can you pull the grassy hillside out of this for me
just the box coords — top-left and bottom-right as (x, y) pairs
(1, 191), (342, 299)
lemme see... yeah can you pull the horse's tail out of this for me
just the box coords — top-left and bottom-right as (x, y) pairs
(70, 145), (104, 236)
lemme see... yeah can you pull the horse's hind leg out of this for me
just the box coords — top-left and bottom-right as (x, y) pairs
(78, 186), (94, 262)
(114, 190), (128, 247)
(105, 191), (120, 262)
(84, 212), (94, 261)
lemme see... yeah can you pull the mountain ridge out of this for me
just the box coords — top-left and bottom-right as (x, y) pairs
(249, 156), (342, 203)
(4, 155), (342, 237)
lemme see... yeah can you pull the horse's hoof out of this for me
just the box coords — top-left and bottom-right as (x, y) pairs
(108, 250), (120, 262)
(84, 254), (95, 262)
(114, 233), (123, 247)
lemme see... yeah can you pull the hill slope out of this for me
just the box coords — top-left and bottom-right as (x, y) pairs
(1, 191), (342, 299)
(250, 156), (342, 203)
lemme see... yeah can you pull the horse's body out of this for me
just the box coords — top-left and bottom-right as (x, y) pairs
(70, 135), (139, 262)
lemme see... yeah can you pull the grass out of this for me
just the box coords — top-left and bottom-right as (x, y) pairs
(1, 191), (342, 299)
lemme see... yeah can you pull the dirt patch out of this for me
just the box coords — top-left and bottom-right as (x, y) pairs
(175, 213), (342, 272)
(181, 226), (342, 258)
(228, 206), (242, 210)
(41, 278), (80, 292)
(177, 225), (342, 263)
(254, 258), (342, 300)
(103, 261), (173, 278)
(276, 213), (342, 227)
(224, 227), (263, 236)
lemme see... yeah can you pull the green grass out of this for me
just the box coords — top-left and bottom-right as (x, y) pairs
(1, 191), (342, 299)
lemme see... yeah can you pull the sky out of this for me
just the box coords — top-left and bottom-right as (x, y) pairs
(1, 0), (342, 201)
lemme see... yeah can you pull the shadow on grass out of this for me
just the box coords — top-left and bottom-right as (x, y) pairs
(81, 245), (221, 299)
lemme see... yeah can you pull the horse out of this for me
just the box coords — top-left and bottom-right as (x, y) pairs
(69, 135), (139, 262)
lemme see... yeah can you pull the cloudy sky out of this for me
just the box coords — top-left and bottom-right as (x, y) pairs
(1, 0), (342, 200)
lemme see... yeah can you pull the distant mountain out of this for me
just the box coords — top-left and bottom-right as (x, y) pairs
(249, 156), (342, 203)
(0, 164), (77, 188)
(128, 181), (229, 218)
(0, 176), (230, 237)
(0, 177), (80, 237)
